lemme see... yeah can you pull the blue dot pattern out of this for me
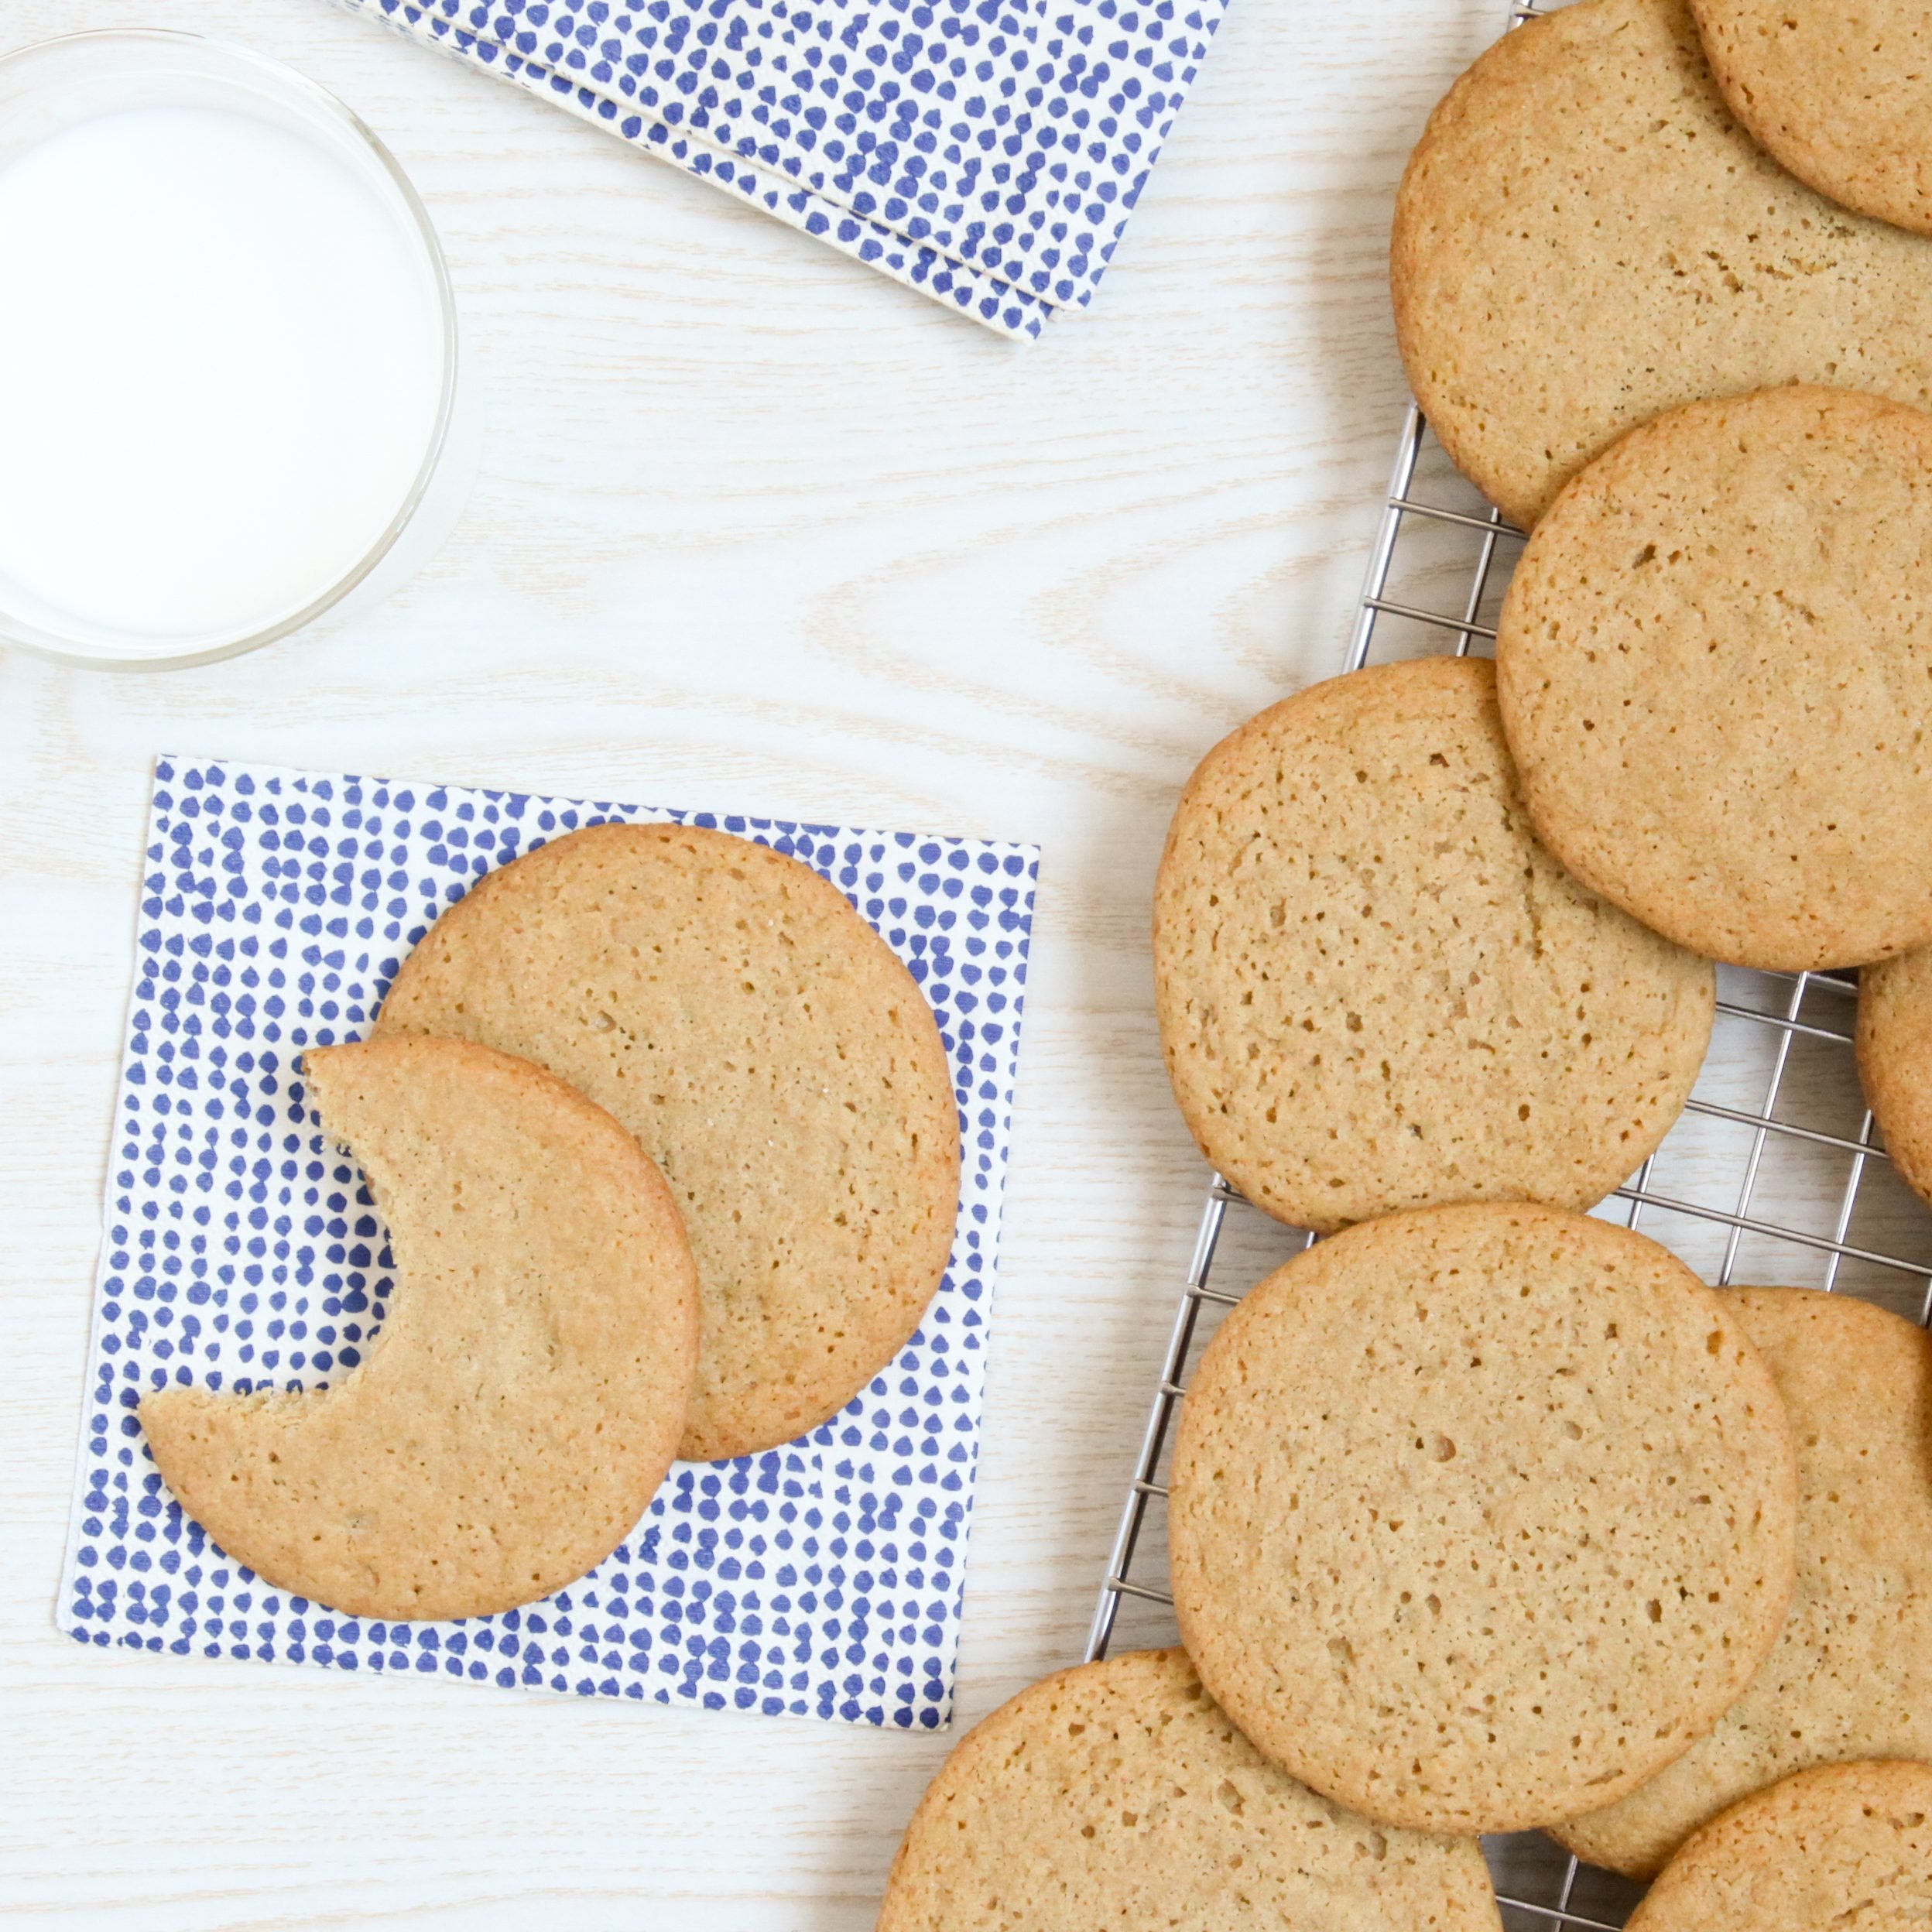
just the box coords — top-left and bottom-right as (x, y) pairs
(338, 0), (1230, 341)
(57, 756), (1039, 1732)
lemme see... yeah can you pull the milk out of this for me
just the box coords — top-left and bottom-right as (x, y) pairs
(0, 103), (447, 653)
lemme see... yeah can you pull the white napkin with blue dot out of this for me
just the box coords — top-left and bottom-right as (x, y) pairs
(334, 0), (1231, 338)
(58, 756), (1039, 1732)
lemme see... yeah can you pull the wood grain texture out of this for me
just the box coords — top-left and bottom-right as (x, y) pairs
(0, 0), (1501, 1923)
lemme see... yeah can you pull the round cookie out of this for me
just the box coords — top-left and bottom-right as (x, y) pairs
(1625, 1760), (1932, 1932)
(1153, 656), (1713, 1234)
(877, 1649), (1503, 1932)
(1691, 0), (1932, 238)
(1392, 0), (1932, 530)
(375, 821), (961, 1464)
(1858, 947), (1932, 1211)
(140, 1036), (700, 1621)
(1558, 1288), (1932, 1877)
(1495, 385), (1932, 972)
(1169, 1202), (1798, 1837)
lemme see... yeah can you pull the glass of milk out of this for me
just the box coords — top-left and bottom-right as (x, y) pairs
(0, 31), (461, 668)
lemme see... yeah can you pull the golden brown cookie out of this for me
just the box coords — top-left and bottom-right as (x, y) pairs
(1692, 0), (1932, 238)
(374, 821), (960, 1463)
(1169, 1203), (1798, 1837)
(1558, 1288), (1932, 1877)
(1153, 656), (1713, 1234)
(1392, 0), (1932, 529)
(1858, 947), (1932, 1211)
(1625, 1760), (1932, 1932)
(1495, 384), (1932, 972)
(877, 1649), (1503, 1932)
(139, 1035), (700, 1621)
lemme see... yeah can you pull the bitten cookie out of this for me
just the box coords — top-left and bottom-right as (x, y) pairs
(374, 821), (960, 1463)
(1858, 948), (1932, 1211)
(140, 1036), (700, 1621)
(1558, 1289), (1932, 1877)
(877, 1649), (1502, 1932)
(1625, 1760), (1932, 1932)
(1495, 385), (1932, 972)
(1153, 657), (1713, 1234)
(1692, 0), (1932, 237)
(1170, 1203), (1798, 1837)
(1392, 0), (1932, 529)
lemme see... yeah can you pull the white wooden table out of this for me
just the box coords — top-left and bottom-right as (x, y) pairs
(0, 2), (1500, 1921)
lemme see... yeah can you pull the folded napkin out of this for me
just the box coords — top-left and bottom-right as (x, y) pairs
(336, 0), (1230, 338)
(60, 758), (1038, 1731)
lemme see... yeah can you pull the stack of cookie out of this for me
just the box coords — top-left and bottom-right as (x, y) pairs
(139, 823), (961, 1622)
(878, 2), (1932, 1923)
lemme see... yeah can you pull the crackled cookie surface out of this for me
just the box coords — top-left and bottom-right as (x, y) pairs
(1154, 656), (1712, 1233)
(1393, 0), (1932, 528)
(879, 1649), (1502, 1932)
(1560, 1289), (1932, 1876)
(376, 821), (960, 1461)
(1498, 385), (1932, 971)
(1693, 0), (1932, 237)
(141, 1035), (699, 1619)
(1170, 1203), (1797, 1835)
(1626, 1760), (1932, 1932)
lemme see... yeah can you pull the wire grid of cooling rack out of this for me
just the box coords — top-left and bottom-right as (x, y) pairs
(1083, 399), (1932, 1931)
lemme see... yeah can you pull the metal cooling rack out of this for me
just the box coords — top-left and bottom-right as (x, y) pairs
(1083, 400), (1932, 1931)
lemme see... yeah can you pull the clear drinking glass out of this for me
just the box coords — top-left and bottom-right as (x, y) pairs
(0, 29), (464, 669)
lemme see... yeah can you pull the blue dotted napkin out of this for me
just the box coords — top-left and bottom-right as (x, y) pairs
(58, 756), (1039, 1731)
(333, 0), (1230, 338)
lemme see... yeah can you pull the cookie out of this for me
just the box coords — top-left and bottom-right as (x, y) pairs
(139, 1035), (700, 1621)
(1625, 1760), (1932, 1932)
(374, 821), (960, 1463)
(1692, 0), (1932, 238)
(1857, 947), (1932, 1211)
(1391, 0), (1932, 529)
(1495, 384), (1932, 972)
(1153, 656), (1713, 1234)
(877, 1649), (1502, 1932)
(1558, 1288), (1932, 1877)
(1169, 1202), (1798, 1837)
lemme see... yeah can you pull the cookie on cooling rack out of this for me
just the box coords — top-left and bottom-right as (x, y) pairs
(877, 1648), (1502, 1932)
(1169, 1202), (1798, 1838)
(1858, 948), (1932, 1211)
(1495, 385), (1932, 972)
(1556, 1288), (1932, 1878)
(1391, 0), (1932, 529)
(1625, 1760), (1932, 1932)
(374, 820), (960, 1463)
(1153, 656), (1713, 1235)
(1690, 0), (1932, 238)
(140, 1036), (700, 1621)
